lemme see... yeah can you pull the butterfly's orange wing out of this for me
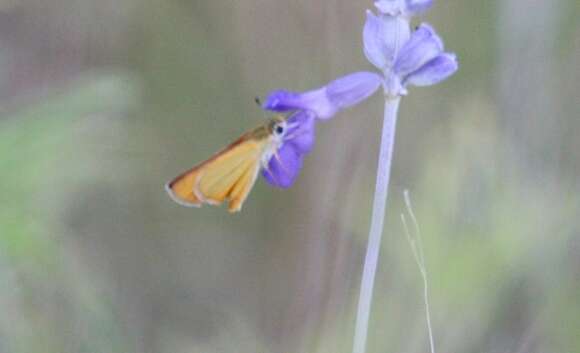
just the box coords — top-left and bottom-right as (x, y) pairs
(165, 135), (267, 212)
(227, 159), (261, 212)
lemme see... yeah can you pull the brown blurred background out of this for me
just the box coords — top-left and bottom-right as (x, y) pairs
(0, 1), (579, 353)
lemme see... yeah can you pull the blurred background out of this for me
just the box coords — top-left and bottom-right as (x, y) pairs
(0, 1), (579, 352)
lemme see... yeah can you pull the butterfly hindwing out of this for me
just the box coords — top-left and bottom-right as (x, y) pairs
(166, 136), (267, 212)
(227, 159), (261, 212)
(196, 141), (261, 206)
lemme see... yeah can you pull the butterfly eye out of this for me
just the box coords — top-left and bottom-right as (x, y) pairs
(275, 125), (284, 135)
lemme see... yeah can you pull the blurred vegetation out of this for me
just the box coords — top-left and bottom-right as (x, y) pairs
(0, 1), (579, 353)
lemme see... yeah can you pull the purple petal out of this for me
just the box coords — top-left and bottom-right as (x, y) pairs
(374, 0), (433, 16)
(374, 0), (405, 16)
(324, 72), (382, 119)
(394, 23), (443, 78)
(262, 90), (306, 113)
(363, 10), (389, 69)
(285, 110), (316, 153)
(405, 0), (434, 15)
(363, 10), (410, 71)
(403, 52), (458, 87)
(263, 72), (381, 120)
(261, 110), (317, 188)
(262, 143), (303, 189)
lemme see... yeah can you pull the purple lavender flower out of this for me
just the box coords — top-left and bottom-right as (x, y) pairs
(263, 16), (458, 110)
(364, 13), (458, 96)
(260, 3), (457, 190)
(264, 71), (382, 120)
(261, 72), (382, 187)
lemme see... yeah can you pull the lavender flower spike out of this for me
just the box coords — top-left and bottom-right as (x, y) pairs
(264, 71), (382, 120)
(260, 16), (457, 191)
(353, 4), (456, 353)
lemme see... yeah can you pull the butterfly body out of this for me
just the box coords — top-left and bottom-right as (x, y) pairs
(165, 116), (288, 212)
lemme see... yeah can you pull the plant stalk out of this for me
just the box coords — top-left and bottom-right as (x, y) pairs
(352, 97), (401, 353)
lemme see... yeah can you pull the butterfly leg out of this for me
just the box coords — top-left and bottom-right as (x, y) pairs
(272, 150), (291, 174)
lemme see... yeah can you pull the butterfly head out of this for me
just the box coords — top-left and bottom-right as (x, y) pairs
(268, 115), (288, 143)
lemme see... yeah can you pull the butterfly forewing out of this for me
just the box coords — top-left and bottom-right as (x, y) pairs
(165, 167), (204, 207)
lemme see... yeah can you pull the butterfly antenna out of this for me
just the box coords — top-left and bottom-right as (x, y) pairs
(254, 96), (270, 121)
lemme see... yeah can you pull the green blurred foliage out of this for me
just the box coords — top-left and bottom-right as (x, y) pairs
(0, 75), (136, 352)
